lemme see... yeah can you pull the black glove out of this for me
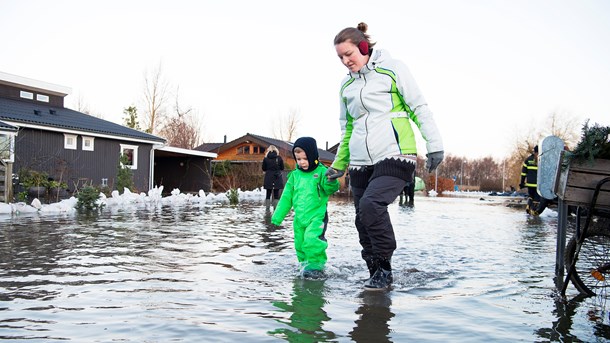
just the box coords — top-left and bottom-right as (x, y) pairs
(425, 151), (444, 173)
(325, 167), (345, 180)
(519, 182), (525, 189)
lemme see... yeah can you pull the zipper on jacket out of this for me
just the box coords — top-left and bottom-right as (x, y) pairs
(359, 73), (374, 164)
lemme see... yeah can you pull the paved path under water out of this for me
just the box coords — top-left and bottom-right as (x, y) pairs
(0, 195), (609, 342)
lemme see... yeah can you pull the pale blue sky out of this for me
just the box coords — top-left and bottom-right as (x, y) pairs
(2, 0), (609, 158)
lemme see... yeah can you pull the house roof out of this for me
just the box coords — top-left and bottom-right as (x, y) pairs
(327, 142), (340, 155)
(246, 133), (337, 161)
(156, 145), (217, 159)
(0, 97), (165, 144)
(0, 71), (71, 96)
(196, 133), (284, 153)
(195, 142), (225, 153)
(196, 132), (336, 162)
(247, 133), (295, 153)
(0, 119), (18, 133)
(317, 148), (336, 162)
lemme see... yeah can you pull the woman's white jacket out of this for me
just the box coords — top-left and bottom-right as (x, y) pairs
(332, 49), (443, 171)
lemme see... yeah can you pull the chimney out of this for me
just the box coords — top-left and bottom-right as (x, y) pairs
(224, 135), (227, 143)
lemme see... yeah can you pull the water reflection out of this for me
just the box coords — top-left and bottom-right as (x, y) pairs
(3, 197), (610, 341)
(268, 278), (336, 342)
(350, 291), (394, 342)
(536, 295), (600, 342)
(0, 219), (71, 301)
(520, 212), (610, 342)
(261, 207), (286, 252)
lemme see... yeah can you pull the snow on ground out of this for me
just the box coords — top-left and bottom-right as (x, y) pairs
(0, 187), (556, 218)
(0, 186), (267, 216)
(443, 190), (523, 198)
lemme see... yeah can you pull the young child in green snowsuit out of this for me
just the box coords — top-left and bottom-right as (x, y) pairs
(271, 137), (340, 278)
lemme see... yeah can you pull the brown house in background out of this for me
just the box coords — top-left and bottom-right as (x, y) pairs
(195, 133), (340, 191)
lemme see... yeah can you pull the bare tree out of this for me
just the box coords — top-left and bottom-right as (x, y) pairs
(142, 62), (170, 134)
(500, 111), (583, 191)
(544, 111), (581, 149)
(510, 111), (581, 159)
(505, 152), (525, 190)
(158, 89), (202, 149)
(438, 154), (464, 181)
(73, 93), (89, 113)
(273, 107), (300, 142)
(432, 154), (514, 191)
(72, 93), (103, 118)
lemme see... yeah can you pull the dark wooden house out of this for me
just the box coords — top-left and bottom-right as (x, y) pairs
(0, 71), (215, 201)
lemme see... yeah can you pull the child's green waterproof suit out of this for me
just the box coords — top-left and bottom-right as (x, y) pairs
(271, 138), (340, 271)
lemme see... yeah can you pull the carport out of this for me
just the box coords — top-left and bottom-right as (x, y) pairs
(153, 146), (217, 195)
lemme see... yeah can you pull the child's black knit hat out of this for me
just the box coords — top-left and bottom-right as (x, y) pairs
(292, 137), (319, 172)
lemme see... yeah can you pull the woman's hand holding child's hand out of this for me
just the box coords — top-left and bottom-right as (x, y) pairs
(325, 168), (344, 180)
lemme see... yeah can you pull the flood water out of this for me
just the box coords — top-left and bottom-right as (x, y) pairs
(1, 195), (610, 342)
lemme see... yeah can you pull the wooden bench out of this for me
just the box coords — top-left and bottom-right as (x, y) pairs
(554, 157), (610, 287)
(555, 158), (610, 210)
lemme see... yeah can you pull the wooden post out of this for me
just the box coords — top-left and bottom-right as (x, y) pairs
(555, 199), (567, 281)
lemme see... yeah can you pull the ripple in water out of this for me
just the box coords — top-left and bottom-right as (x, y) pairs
(0, 196), (609, 342)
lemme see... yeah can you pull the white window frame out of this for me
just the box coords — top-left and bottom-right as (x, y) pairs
(20, 91), (33, 100)
(82, 136), (95, 151)
(36, 94), (49, 102)
(64, 134), (77, 150)
(120, 144), (138, 170)
(0, 133), (15, 163)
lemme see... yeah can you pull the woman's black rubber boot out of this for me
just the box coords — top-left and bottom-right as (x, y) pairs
(363, 258), (392, 291)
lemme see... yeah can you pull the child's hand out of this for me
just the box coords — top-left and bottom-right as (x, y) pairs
(271, 215), (282, 226)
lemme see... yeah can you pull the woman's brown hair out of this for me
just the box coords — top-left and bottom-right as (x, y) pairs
(333, 22), (376, 50)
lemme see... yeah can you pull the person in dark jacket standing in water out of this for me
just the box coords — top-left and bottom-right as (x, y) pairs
(327, 22), (444, 290)
(262, 145), (284, 208)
